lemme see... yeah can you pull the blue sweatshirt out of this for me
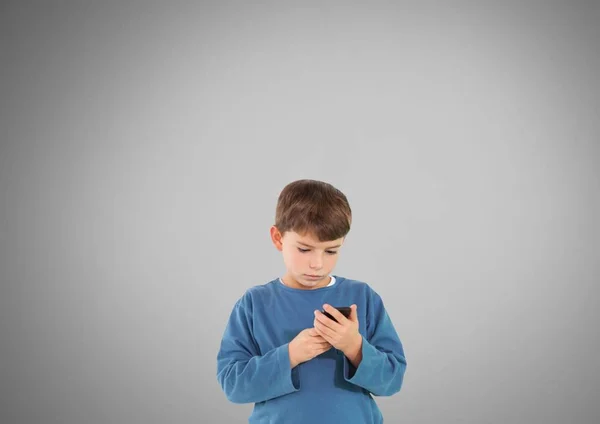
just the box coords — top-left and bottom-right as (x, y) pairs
(216, 275), (407, 423)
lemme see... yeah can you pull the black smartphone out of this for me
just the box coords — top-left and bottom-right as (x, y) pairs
(321, 306), (352, 322)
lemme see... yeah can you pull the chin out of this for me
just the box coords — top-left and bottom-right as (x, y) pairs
(301, 275), (324, 283)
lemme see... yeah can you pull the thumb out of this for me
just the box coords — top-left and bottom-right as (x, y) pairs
(350, 304), (358, 322)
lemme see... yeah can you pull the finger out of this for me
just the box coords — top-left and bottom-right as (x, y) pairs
(350, 304), (358, 322)
(314, 310), (342, 331)
(314, 345), (331, 356)
(320, 344), (332, 353)
(318, 340), (332, 349)
(315, 339), (332, 352)
(314, 319), (336, 339)
(309, 327), (326, 337)
(314, 335), (329, 343)
(323, 304), (348, 324)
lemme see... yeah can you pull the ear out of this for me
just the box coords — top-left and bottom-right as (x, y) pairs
(270, 226), (283, 251)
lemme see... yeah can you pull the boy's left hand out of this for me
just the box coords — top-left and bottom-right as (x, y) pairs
(313, 304), (361, 355)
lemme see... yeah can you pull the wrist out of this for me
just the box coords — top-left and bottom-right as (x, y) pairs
(288, 343), (298, 368)
(343, 333), (363, 360)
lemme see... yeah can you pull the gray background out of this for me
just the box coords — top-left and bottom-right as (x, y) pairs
(1, 1), (599, 423)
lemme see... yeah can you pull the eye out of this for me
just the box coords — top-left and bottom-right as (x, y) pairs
(297, 248), (338, 255)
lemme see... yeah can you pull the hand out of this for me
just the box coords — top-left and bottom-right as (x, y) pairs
(288, 328), (332, 368)
(313, 304), (362, 356)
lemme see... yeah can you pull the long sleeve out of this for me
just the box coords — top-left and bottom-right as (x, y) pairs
(216, 297), (300, 404)
(343, 290), (407, 396)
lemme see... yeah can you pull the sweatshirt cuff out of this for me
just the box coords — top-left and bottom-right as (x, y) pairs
(277, 343), (300, 392)
(343, 335), (378, 386)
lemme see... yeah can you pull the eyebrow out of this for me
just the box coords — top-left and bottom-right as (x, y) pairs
(297, 241), (342, 249)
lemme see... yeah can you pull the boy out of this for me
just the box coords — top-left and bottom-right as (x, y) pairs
(216, 179), (407, 423)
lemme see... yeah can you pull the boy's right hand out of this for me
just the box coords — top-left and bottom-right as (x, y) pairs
(288, 328), (332, 368)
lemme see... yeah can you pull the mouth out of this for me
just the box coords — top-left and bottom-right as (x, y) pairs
(305, 274), (322, 278)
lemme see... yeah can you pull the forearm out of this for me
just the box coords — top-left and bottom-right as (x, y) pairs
(343, 333), (363, 368)
(218, 343), (299, 403)
(343, 336), (406, 396)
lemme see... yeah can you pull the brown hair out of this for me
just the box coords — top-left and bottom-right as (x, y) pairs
(274, 179), (352, 242)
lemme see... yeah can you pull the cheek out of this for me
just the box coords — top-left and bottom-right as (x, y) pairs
(284, 250), (303, 268)
(326, 256), (339, 269)
(294, 253), (307, 267)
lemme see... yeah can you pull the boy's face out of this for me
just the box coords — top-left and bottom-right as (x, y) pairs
(270, 226), (344, 290)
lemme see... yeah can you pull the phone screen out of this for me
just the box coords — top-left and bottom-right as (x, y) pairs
(322, 306), (351, 322)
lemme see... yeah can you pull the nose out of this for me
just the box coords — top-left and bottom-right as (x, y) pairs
(309, 255), (323, 270)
